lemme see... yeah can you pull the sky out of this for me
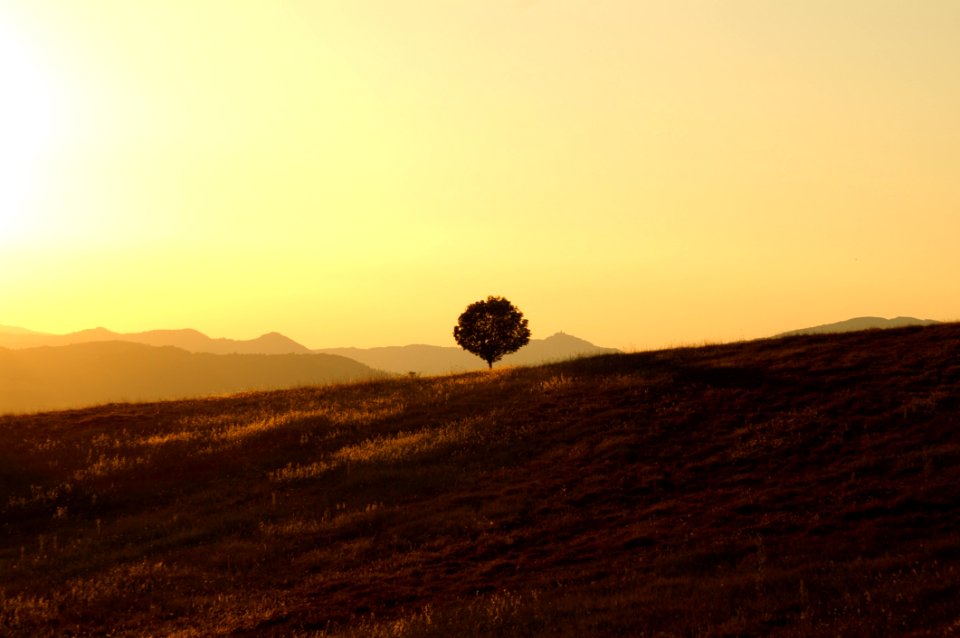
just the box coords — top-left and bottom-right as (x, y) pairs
(1, 1), (959, 351)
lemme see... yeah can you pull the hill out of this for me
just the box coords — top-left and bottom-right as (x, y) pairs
(1, 324), (959, 635)
(0, 342), (381, 414)
(0, 327), (616, 372)
(775, 315), (940, 337)
(0, 326), (312, 355)
(317, 332), (620, 375)
(0, 325), (43, 335)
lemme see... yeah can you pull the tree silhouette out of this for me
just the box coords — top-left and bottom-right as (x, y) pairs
(453, 296), (531, 369)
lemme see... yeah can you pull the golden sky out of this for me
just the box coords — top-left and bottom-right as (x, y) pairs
(2, 1), (959, 351)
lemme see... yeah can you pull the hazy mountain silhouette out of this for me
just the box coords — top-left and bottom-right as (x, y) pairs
(0, 342), (381, 414)
(317, 332), (620, 375)
(0, 325), (618, 380)
(0, 325), (43, 335)
(0, 327), (311, 354)
(775, 316), (939, 337)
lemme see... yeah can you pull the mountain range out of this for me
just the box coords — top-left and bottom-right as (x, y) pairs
(774, 316), (939, 337)
(0, 326), (311, 354)
(316, 332), (621, 375)
(0, 326), (620, 375)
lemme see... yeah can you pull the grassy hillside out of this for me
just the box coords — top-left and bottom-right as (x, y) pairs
(2, 324), (959, 636)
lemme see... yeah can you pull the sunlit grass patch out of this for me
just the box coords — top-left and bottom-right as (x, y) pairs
(73, 452), (150, 481)
(169, 398), (408, 452)
(335, 428), (443, 464)
(5, 481), (72, 509)
(312, 589), (558, 638)
(258, 517), (329, 537)
(0, 559), (174, 632)
(535, 373), (573, 393)
(269, 415), (497, 483)
(259, 503), (385, 539)
(0, 589), (53, 631)
(140, 429), (199, 447)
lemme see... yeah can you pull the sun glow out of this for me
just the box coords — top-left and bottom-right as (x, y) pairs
(0, 21), (64, 242)
(1, 2), (958, 349)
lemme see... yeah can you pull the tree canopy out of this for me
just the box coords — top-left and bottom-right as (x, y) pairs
(453, 296), (531, 369)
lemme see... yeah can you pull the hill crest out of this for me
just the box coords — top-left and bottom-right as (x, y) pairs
(315, 331), (620, 375)
(776, 315), (939, 337)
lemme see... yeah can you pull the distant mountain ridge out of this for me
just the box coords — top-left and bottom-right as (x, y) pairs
(775, 316), (940, 337)
(0, 325), (43, 335)
(0, 327), (311, 355)
(0, 341), (380, 414)
(0, 326), (619, 374)
(316, 332), (621, 375)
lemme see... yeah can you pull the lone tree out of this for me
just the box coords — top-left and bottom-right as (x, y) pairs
(453, 296), (531, 369)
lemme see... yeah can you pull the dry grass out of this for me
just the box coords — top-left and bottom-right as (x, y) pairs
(2, 324), (960, 635)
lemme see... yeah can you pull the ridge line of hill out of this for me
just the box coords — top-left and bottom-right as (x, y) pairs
(0, 326), (621, 376)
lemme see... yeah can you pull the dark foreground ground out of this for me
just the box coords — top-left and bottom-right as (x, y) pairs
(2, 324), (960, 636)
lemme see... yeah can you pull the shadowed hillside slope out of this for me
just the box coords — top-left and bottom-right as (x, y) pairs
(1, 324), (959, 636)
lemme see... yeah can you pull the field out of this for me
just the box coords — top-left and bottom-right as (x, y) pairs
(2, 324), (960, 636)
